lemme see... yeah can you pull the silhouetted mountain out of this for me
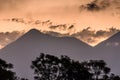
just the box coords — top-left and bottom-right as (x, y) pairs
(94, 32), (120, 75)
(0, 29), (93, 80)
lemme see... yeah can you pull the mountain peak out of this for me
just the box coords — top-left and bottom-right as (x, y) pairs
(24, 28), (47, 38)
(16, 28), (46, 42)
(27, 28), (41, 34)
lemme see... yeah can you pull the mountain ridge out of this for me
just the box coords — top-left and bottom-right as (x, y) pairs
(0, 29), (120, 80)
(0, 28), (93, 80)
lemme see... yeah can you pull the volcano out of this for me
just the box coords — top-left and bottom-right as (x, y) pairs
(0, 29), (93, 80)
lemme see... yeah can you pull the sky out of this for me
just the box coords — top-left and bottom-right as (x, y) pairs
(0, 0), (120, 48)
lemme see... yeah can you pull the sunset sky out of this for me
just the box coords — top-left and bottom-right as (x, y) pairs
(0, 0), (120, 48)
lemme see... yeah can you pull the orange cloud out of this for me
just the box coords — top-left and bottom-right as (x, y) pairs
(0, 31), (24, 48)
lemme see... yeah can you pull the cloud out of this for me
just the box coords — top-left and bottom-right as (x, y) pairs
(79, 0), (109, 12)
(79, 0), (120, 12)
(3, 18), (53, 25)
(49, 24), (75, 32)
(71, 27), (96, 43)
(43, 27), (119, 46)
(0, 0), (27, 11)
(0, 0), (82, 20)
(49, 24), (67, 30)
(0, 31), (24, 48)
(71, 27), (119, 45)
(95, 27), (119, 37)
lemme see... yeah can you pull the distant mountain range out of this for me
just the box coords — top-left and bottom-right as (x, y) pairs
(0, 29), (120, 80)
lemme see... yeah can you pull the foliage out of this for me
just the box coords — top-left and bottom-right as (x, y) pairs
(81, 60), (120, 80)
(31, 53), (120, 80)
(0, 58), (16, 80)
(0, 58), (29, 80)
(31, 53), (92, 80)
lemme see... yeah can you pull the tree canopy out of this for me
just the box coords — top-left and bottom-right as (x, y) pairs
(81, 60), (111, 80)
(0, 53), (119, 80)
(31, 53), (120, 80)
(31, 53), (92, 80)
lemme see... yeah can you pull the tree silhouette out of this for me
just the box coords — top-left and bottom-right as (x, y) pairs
(15, 77), (29, 80)
(81, 60), (111, 80)
(109, 73), (120, 80)
(0, 58), (28, 80)
(0, 58), (16, 80)
(31, 53), (92, 80)
(31, 53), (120, 80)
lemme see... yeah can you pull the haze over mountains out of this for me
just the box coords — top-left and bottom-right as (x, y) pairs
(0, 29), (120, 80)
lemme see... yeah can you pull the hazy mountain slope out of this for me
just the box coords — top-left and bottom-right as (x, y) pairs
(0, 29), (93, 80)
(94, 32), (120, 75)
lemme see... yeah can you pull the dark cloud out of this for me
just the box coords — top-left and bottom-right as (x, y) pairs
(71, 27), (119, 44)
(80, 2), (101, 11)
(2, 18), (29, 25)
(68, 25), (74, 30)
(49, 24), (75, 31)
(95, 27), (119, 37)
(79, 0), (119, 12)
(0, 31), (24, 48)
(11, 18), (25, 23)
(3, 18), (53, 26)
(49, 24), (67, 31)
